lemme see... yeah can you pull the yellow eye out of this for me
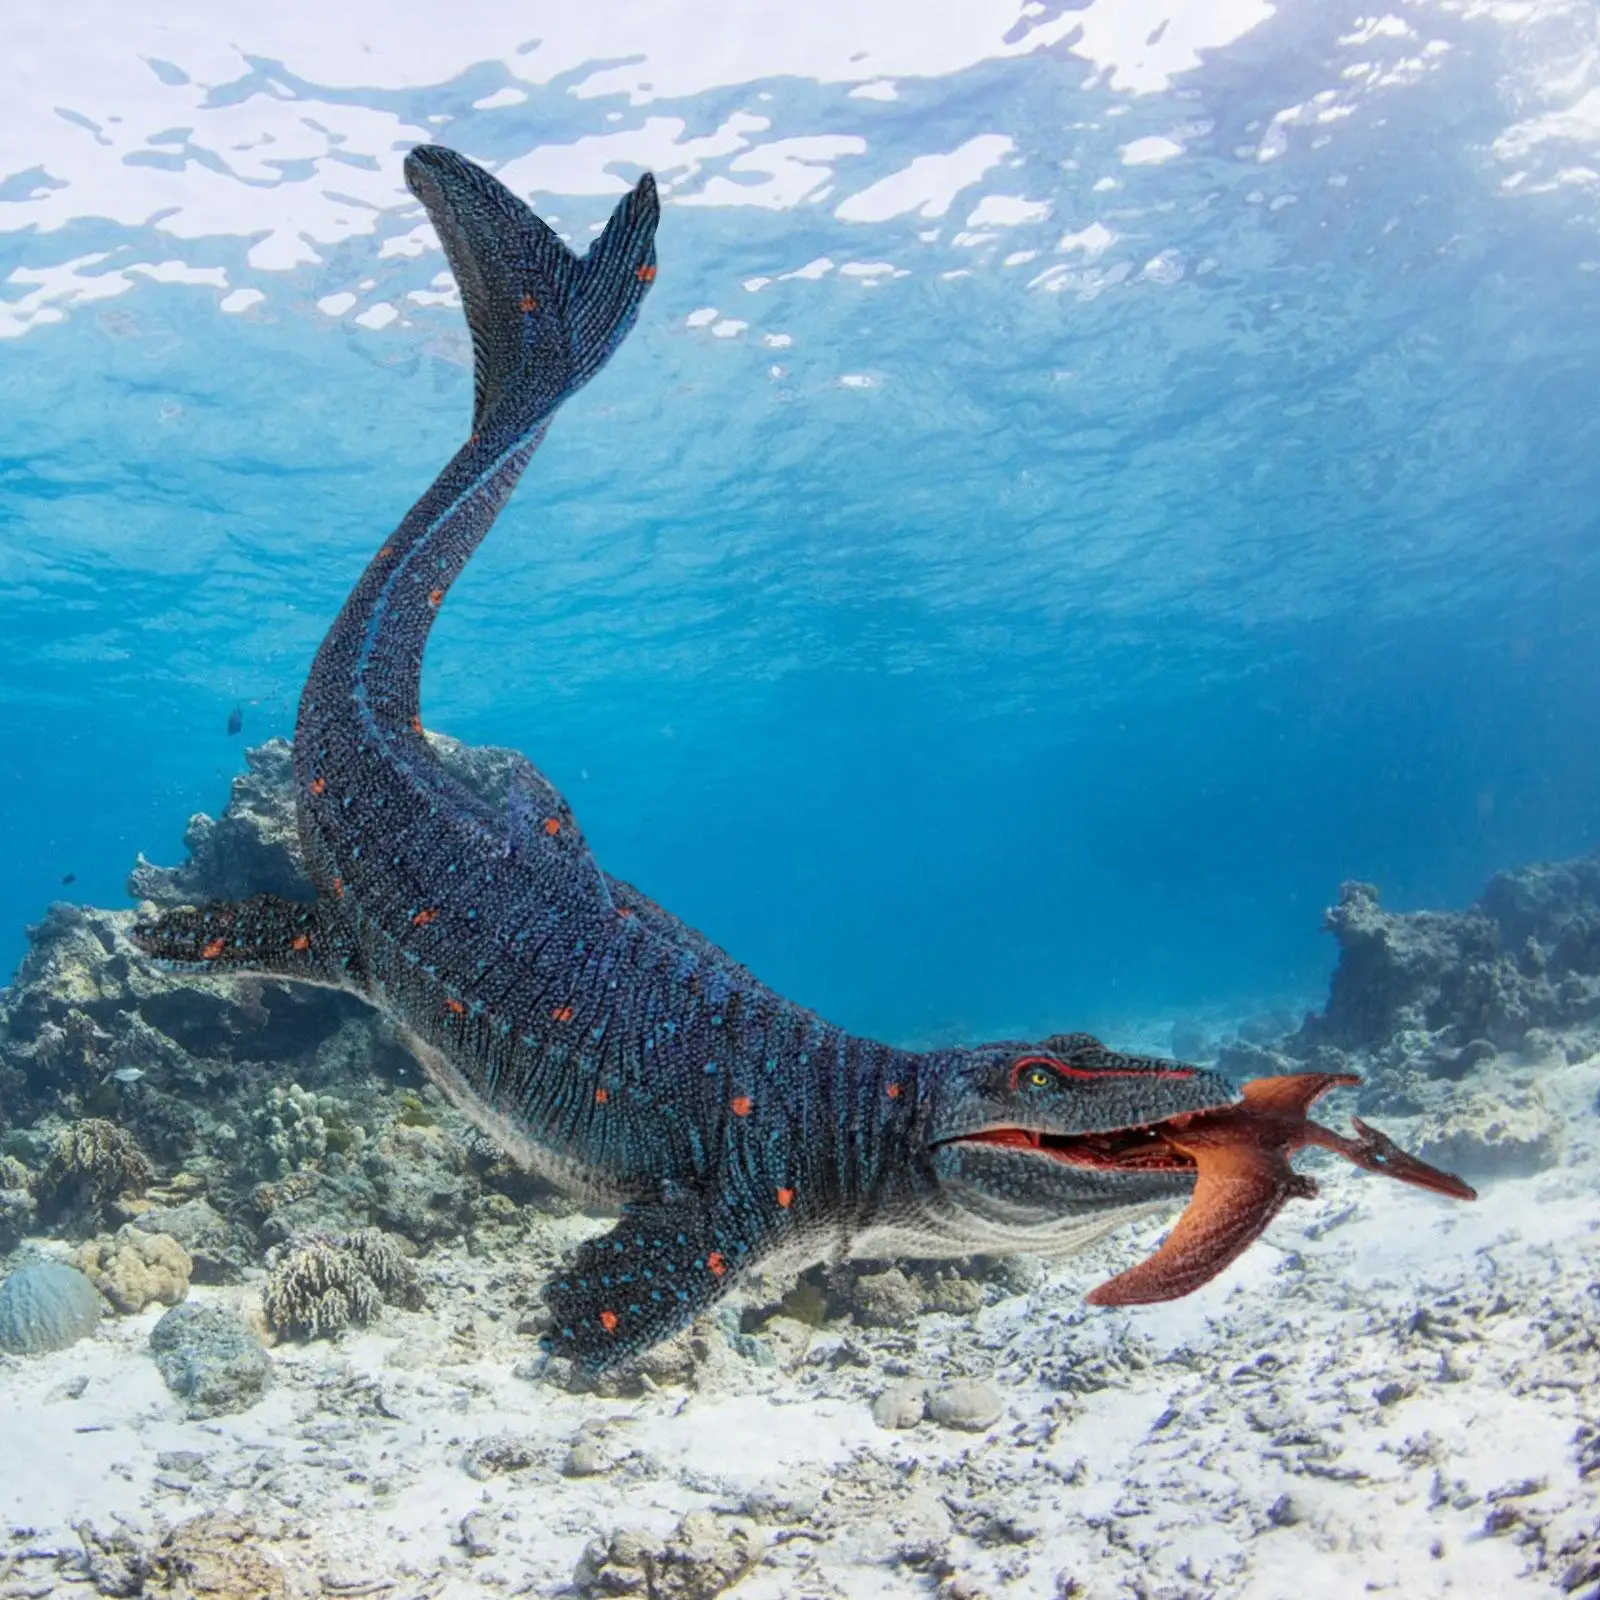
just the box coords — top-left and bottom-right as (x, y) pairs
(1026, 1067), (1054, 1090)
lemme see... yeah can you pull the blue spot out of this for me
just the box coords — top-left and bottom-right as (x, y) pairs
(799, 1053), (809, 1065)
(712, 1014), (723, 1026)
(703, 1062), (718, 1075)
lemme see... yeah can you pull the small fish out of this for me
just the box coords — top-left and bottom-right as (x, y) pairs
(227, 704), (244, 736)
(102, 1067), (146, 1085)
(1086, 1073), (1476, 1306)
(60, 872), (76, 886)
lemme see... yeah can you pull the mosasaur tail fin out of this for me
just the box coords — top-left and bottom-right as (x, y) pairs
(402, 145), (659, 434)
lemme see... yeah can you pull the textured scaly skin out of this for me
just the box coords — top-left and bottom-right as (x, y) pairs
(136, 146), (1238, 1369)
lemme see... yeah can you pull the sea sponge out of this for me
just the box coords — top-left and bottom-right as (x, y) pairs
(261, 1228), (420, 1340)
(74, 1226), (193, 1314)
(38, 1119), (153, 1231)
(0, 1259), (103, 1354)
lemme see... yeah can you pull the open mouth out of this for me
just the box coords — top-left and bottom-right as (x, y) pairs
(939, 1073), (1476, 1306)
(943, 1119), (1200, 1175)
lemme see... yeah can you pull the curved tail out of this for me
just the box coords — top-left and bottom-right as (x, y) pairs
(299, 148), (660, 749)
(402, 144), (660, 435)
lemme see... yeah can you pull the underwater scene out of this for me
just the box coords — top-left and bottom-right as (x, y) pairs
(3, 1), (1599, 1596)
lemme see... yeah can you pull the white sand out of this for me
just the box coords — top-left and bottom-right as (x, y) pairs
(3, 1054), (1597, 1599)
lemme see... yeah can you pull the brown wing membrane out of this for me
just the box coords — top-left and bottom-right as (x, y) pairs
(1236, 1071), (1361, 1115)
(1085, 1140), (1317, 1306)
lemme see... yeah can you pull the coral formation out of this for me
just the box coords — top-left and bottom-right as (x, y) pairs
(0, 1151), (34, 1252)
(251, 1081), (366, 1178)
(74, 1224), (192, 1313)
(149, 1302), (273, 1417)
(573, 1513), (759, 1600)
(0, 1258), (102, 1354)
(36, 1118), (154, 1234)
(261, 1228), (421, 1340)
(1304, 865), (1600, 1058)
(127, 740), (312, 910)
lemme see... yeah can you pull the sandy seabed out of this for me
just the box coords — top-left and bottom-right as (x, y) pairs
(4, 1046), (1597, 1600)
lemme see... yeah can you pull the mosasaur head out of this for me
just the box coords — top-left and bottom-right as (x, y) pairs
(917, 1032), (1235, 1250)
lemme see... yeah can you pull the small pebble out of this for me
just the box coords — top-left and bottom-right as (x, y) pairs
(929, 1380), (1003, 1432)
(458, 1510), (497, 1558)
(872, 1379), (928, 1430)
(562, 1439), (608, 1477)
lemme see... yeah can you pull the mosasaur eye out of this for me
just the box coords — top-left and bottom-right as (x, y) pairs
(1024, 1065), (1055, 1090)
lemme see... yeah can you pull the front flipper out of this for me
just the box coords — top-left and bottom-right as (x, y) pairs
(133, 894), (349, 983)
(544, 1197), (760, 1372)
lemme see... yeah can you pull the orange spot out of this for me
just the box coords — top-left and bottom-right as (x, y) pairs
(519, 293), (538, 312)
(886, 1082), (902, 1100)
(290, 934), (310, 952)
(332, 877), (344, 898)
(707, 1251), (726, 1277)
(731, 1096), (752, 1117)
(411, 908), (439, 927)
(636, 264), (657, 283)
(377, 545), (394, 559)
(600, 1310), (619, 1333)
(543, 817), (561, 836)
(552, 1005), (574, 1023)
(200, 937), (226, 961)
(594, 1086), (609, 1104)
(776, 1187), (794, 1210)
(445, 998), (466, 1016)
(469, 432), (478, 446)
(617, 907), (634, 919)
(410, 714), (423, 734)
(427, 587), (444, 608)
(309, 777), (326, 797)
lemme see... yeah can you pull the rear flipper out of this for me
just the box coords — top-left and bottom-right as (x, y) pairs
(544, 1196), (772, 1372)
(133, 895), (348, 983)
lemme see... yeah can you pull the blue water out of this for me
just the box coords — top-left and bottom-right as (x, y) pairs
(3, 1), (1599, 1049)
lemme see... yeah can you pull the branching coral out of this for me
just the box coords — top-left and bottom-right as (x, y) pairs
(38, 1119), (153, 1232)
(261, 1228), (420, 1340)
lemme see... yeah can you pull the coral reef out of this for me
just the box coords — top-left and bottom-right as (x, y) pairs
(0, 1151), (34, 1252)
(0, 1258), (102, 1354)
(127, 740), (312, 910)
(261, 1228), (421, 1340)
(251, 1081), (366, 1178)
(1191, 857), (1600, 1181)
(149, 1302), (273, 1417)
(1303, 864), (1600, 1058)
(74, 1224), (192, 1313)
(37, 1118), (153, 1234)
(132, 1197), (246, 1284)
